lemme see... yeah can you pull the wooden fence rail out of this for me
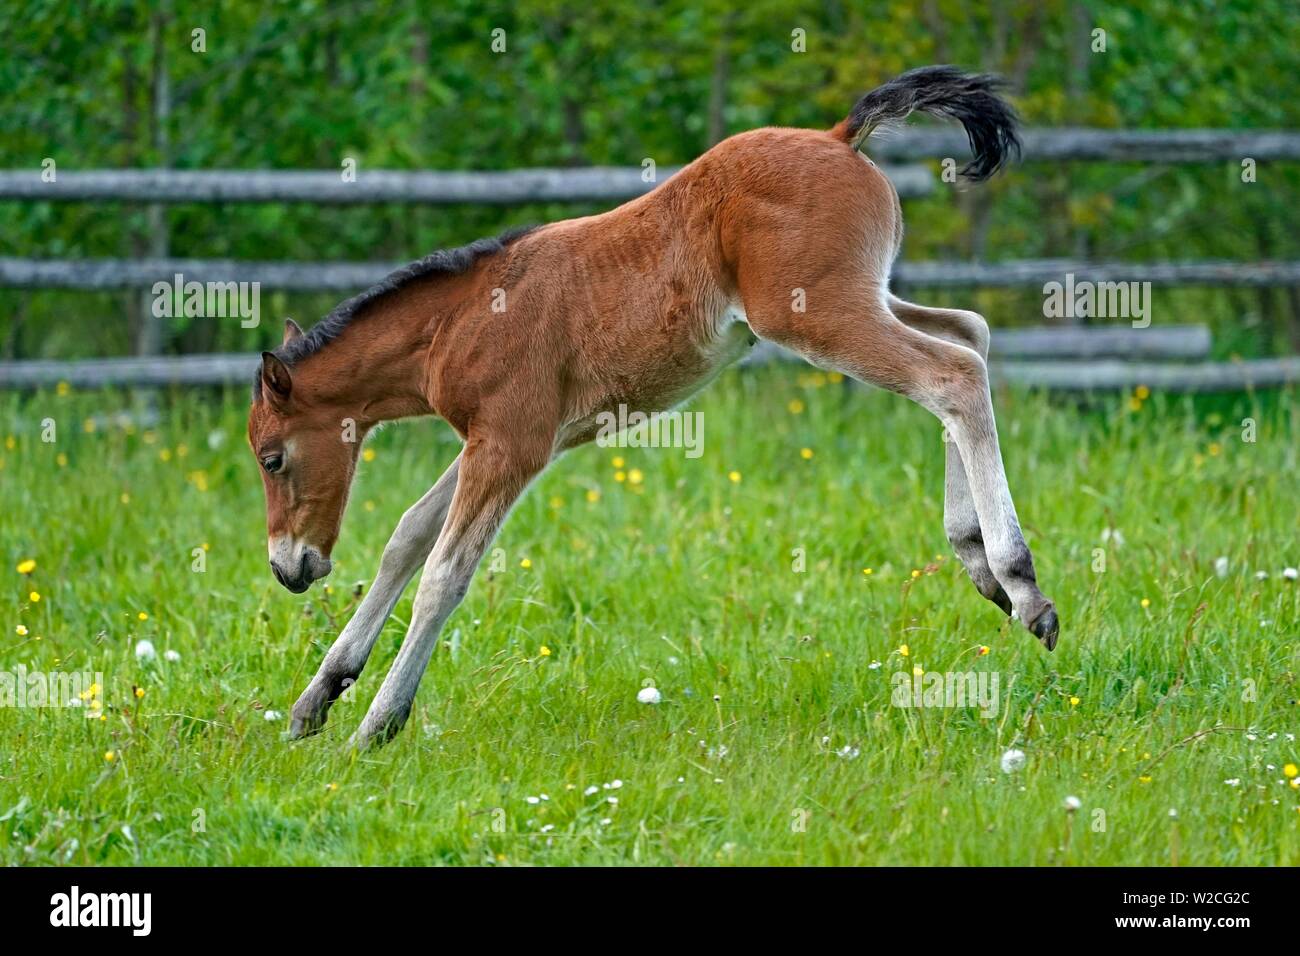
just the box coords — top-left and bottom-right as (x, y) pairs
(0, 129), (1294, 208)
(0, 164), (934, 204)
(4, 256), (1297, 291)
(869, 127), (1300, 163)
(8, 326), (1287, 393)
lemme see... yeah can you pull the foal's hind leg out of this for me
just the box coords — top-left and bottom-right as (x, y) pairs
(289, 453), (461, 738)
(748, 283), (1058, 648)
(887, 295), (1012, 616)
(351, 433), (549, 748)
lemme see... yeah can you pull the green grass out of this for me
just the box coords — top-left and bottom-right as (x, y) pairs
(1, 369), (1298, 865)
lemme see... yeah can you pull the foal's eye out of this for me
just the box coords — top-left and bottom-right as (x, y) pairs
(261, 453), (284, 474)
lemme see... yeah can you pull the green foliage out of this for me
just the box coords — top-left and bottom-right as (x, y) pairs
(1, 0), (1298, 358)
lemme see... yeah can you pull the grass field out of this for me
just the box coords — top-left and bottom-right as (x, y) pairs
(2, 367), (1298, 865)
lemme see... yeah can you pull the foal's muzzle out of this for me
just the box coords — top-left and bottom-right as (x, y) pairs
(269, 546), (332, 593)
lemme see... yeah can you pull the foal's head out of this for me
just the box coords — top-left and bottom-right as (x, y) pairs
(247, 322), (361, 592)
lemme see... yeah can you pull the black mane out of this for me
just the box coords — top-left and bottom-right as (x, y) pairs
(253, 224), (535, 398)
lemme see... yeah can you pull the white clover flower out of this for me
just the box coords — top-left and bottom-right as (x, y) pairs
(637, 686), (662, 704)
(1000, 748), (1027, 774)
(163, 649), (181, 662)
(1255, 570), (1269, 580)
(263, 710), (282, 721)
(134, 639), (157, 662)
(1063, 795), (1082, 811)
(583, 785), (599, 796)
(1283, 567), (1298, 581)
(1214, 556), (1229, 578)
(525, 796), (540, 805)
(1168, 808), (1178, 818)
(1224, 778), (1240, 786)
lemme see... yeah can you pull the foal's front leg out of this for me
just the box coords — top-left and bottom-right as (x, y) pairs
(289, 453), (461, 738)
(351, 438), (547, 748)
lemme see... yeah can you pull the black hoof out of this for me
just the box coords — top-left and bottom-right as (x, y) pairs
(1029, 606), (1059, 651)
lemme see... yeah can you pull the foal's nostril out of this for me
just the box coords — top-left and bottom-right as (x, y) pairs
(271, 562), (289, 588)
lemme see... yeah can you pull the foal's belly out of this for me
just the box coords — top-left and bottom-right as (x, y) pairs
(558, 303), (754, 450)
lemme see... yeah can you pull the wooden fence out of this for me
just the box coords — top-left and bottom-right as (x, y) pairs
(9, 324), (1298, 393)
(2, 128), (1298, 391)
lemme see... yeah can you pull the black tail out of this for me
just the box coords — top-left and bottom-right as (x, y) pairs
(834, 65), (1021, 182)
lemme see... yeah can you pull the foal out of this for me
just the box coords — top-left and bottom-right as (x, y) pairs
(248, 66), (1058, 749)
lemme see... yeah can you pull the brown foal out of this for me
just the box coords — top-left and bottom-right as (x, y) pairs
(247, 66), (1058, 749)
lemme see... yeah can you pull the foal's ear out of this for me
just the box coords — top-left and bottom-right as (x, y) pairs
(283, 319), (304, 345)
(260, 352), (293, 403)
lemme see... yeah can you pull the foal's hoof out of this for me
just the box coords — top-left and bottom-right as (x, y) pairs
(1028, 604), (1060, 651)
(349, 705), (410, 751)
(289, 712), (325, 740)
(289, 687), (333, 740)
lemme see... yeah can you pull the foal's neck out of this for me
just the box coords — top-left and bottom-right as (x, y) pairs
(293, 282), (444, 427)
